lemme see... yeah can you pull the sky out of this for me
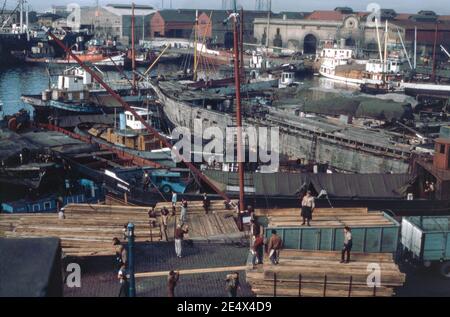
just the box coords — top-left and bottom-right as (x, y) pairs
(11, 0), (450, 15)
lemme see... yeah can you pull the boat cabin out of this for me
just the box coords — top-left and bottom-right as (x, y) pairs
(365, 59), (404, 75)
(320, 48), (353, 60)
(279, 71), (296, 88)
(414, 137), (450, 200)
(250, 51), (271, 69)
(123, 106), (161, 131)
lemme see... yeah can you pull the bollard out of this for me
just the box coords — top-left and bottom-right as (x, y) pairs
(127, 222), (136, 297)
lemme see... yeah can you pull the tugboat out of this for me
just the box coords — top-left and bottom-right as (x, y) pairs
(47, 39), (126, 69)
(21, 66), (153, 123)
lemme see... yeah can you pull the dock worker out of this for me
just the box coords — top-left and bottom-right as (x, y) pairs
(118, 264), (129, 297)
(113, 238), (128, 268)
(250, 218), (260, 237)
(113, 238), (123, 269)
(167, 270), (180, 297)
(180, 198), (188, 223)
(161, 207), (170, 241)
(267, 229), (283, 265)
(58, 207), (65, 220)
(340, 226), (353, 264)
(142, 171), (150, 191)
(203, 193), (210, 214)
(171, 191), (178, 215)
(429, 181), (436, 200)
(301, 190), (315, 226)
(148, 207), (157, 228)
(251, 234), (265, 268)
(122, 224), (128, 241)
(225, 272), (240, 297)
(174, 224), (189, 258)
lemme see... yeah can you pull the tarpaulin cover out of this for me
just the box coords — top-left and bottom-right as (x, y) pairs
(255, 172), (414, 198)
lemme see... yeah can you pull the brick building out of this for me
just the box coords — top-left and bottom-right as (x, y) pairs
(150, 9), (268, 48)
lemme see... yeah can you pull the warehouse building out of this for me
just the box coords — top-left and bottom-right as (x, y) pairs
(67, 4), (156, 44)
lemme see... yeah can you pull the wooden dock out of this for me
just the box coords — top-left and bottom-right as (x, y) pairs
(246, 250), (406, 297)
(0, 204), (160, 257)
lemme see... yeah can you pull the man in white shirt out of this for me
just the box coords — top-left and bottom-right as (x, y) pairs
(340, 226), (353, 263)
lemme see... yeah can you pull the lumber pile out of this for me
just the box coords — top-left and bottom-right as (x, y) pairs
(257, 207), (393, 228)
(156, 200), (241, 240)
(246, 250), (406, 297)
(0, 204), (161, 257)
(155, 200), (233, 215)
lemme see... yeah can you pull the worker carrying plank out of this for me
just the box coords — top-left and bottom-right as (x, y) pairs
(267, 230), (283, 265)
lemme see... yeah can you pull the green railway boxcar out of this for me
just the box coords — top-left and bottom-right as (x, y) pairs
(265, 213), (400, 254)
(401, 216), (450, 278)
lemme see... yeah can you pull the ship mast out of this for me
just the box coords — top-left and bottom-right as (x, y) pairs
(384, 20), (388, 84)
(193, 10), (199, 81)
(231, 0), (245, 218)
(240, 7), (245, 81)
(265, 0), (271, 48)
(431, 23), (439, 83)
(131, 2), (136, 92)
(19, 0), (23, 33)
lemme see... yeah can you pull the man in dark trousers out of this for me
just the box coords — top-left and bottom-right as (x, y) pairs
(267, 229), (283, 265)
(167, 270), (180, 297)
(252, 234), (265, 268)
(301, 190), (315, 226)
(225, 272), (240, 297)
(118, 264), (129, 297)
(340, 226), (353, 263)
(202, 192), (210, 214)
(161, 207), (170, 241)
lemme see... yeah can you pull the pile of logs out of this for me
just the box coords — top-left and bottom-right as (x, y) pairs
(246, 250), (406, 297)
(257, 207), (394, 228)
(0, 204), (160, 257)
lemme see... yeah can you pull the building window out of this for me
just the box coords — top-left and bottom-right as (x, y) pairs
(32, 204), (40, 212)
(440, 144), (446, 154)
(277, 28), (280, 35)
(44, 202), (51, 210)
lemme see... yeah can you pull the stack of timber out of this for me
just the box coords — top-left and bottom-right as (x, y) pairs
(246, 250), (406, 297)
(155, 200), (242, 241)
(257, 207), (393, 228)
(0, 204), (161, 257)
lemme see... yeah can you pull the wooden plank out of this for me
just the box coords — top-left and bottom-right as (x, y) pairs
(135, 265), (247, 278)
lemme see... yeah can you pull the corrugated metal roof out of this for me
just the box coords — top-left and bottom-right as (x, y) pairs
(254, 172), (413, 198)
(104, 4), (156, 16)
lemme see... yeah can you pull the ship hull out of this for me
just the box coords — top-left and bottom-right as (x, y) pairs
(151, 82), (410, 174)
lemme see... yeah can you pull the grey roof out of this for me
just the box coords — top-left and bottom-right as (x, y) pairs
(0, 238), (62, 297)
(204, 170), (414, 198)
(302, 173), (414, 198)
(157, 9), (198, 23)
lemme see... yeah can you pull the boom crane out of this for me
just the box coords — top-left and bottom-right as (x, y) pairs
(441, 45), (450, 60)
(43, 27), (231, 203)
